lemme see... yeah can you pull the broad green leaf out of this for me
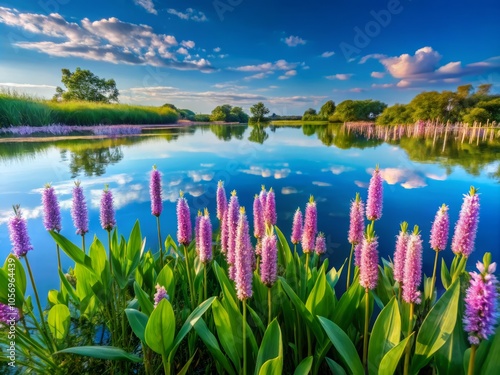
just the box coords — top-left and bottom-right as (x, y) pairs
(156, 263), (175, 302)
(411, 279), (460, 373)
(50, 231), (93, 271)
(293, 356), (313, 375)
(368, 297), (401, 375)
(0, 268), (24, 309)
(378, 334), (413, 375)
(318, 316), (364, 375)
(333, 279), (364, 331)
(125, 308), (149, 343)
(326, 261), (345, 290)
(441, 258), (451, 290)
(127, 220), (142, 261)
(3, 254), (26, 297)
(434, 309), (467, 375)
(133, 281), (154, 316)
(58, 269), (79, 306)
(325, 357), (348, 375)
(212, 298), (240, 370)
(89, 238), (111, 295)
(213, 261), (239, 313)
(177, 351), (197, 375)
(55, 346), (142, 363)
(480, 325), (500, 375)
(194, 319), (237, 375)
(144, 298), (175, 355)
(306, 269), (335, 320)
(275, 225), (292, 266)
(255, 319), (283, 375)
(48, 304), (71, 342)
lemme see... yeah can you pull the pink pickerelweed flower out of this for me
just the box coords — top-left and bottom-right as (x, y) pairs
(216, 181), (227, 221)
(366, 166), (384, 221)
(150, 165), (163, 217)
(291, 208), (303, 245)
(260, 233), (278, 287)
(176, 191), (192, 246)
(451, 187), (480, 257)
(315, 232), (326, 255)
(348, 193), (364, 245)
(71, 180), (89, 235)
(153, 284), (169, 307)
(100, 185), (116, 231)
(301, 196), (317, 253)
(253, 194), (265, 239)
(8, 205), (33, 258)
(264, 188), (277, 227)
(199, 209), (213, 264)
(226, 191), (240, 280)
(359, 228), (379, 290)
(221, 210), (229, 254)
(402, 229), (423, 304)
(0, 303), (20, 327)
(42, 183), (61, 232)
(195, 211), (202, 255)
(430, 204), (449, 251)
(354, 242), (363, 267)
(235, 207), (253, 300)
(259, 186), (267, 211)
(463, 259), (499, 345)
(393, 222), (409, 284)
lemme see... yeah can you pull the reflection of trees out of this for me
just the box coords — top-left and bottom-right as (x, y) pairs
(209, 124), (246, 141)
(68, 147), (123, 178)
(248, 125), (268, 144)
(304, 123), (383, 149)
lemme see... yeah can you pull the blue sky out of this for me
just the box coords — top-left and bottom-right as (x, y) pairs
(0, 0), (499, 114)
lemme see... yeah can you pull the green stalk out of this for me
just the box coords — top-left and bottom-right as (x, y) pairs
(267, 287), (272, 326)
(403, 302), (414, 375)
(346, 242), (355, 289)
(305, 252), (310, 294)
(204, 264), (208, 302)
(108, 229), (113, 275)
(82, 234), (86, 254)
(162, 353), (171, 375)
(56, 243), (62, 289)
(398, 283), (402, 302)
(24, 256), (46, 329)
(184, 244), (195, 309)
(363, 289), (369, 369)
(429, 249), (439, 304)
(243, 299), (247, 375)
(156, 215), (163, 269)
(468, 344), (477, 375)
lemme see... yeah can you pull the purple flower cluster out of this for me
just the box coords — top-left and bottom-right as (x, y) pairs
(150, 166), (163, 217)
(430, 204), (449, 251)
(393, 222), (409, 284)
(259, 186), (267, 211)
(8, 205), (33, 258)
(354, 243), (363, 267)
(452, 187), (480, 257)
(176, 191), (192, 246)
(301, 196), (317, 253)
(264, 188), (277, 227)
(216, 181), (227, 221)
(260, 233), (278, 287)
(464, 260), (499, 345)
(402, 231), (423, 304)
(366, 167), (383, 221)
(291, 208), (303, 245)
(42, 183), (61, 232)
(359, 234), (379, 290)
(315, 232), (326, 255)
(226, 191), (240, 280)
(198, 209), (213, 264)
(71, 181), (89, 236)
(154, 284), (169, 307)
(253, 194), (265, 239)
(235, 208), (253, 300)
(100, 185), (116, 231)
(195, 211), (202, 255)
(348, 193), (365, 245)
(0, 303), (20, 326)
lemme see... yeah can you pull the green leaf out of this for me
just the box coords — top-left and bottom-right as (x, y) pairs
(125, 308), (149, 343)
(144, 298), (175, 355)
(58, 269), (79, 306)
(326, 261), (345, 290)
(3, 254), (26, 296)
(177, 351), (197, 375)
(48, 304), (71, 342)
(133, 281), (154, 316)
(378, 334), (413, 375)
(194, 319), (237, 375)
(0, 267), (25, 309)
(55, 346), (142, 363)
(127, 220), (142, 261)
(325, 357), (348, 375)
(318, 316), (364, 375)
(306, 269), (335, 320)
(50, 231), (93, 271)
(441, 258), (451, 290)
(368, 297), (401, 375)
(293, 356), (313, 375)
(156, 263), (175, 302)
(212, 298), (241, 370)
(434, 309), (468, 375)
(411, 279), (460, 373)
(255, 319), (283, 375)
(333, 279), (364, 331)
(275, 225), (292, 266)
(480, 325), (500, 375)
(89, 238), (111, 294)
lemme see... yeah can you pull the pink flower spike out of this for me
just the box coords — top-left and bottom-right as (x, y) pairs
(301, 196), (317, 253)
(430, 204), (449, 251)
(315, 232), (327, 255)
(260, 233), (278, 287)
(226, 190), (240, 280)
(451, 187), (480, 257)
(253, 194), (265, 239)
(199, 209), (213, 264)
(359, 223), (379, 290)
(235, 207), (253, 300)
(42, 183), (61, 232)
(264, 188), (277, 227)
(402, 227), (423, 304)
(100, 185), (116, 232)
(216, 181), (227, 221)
(366, 166), (383, 221)
(8, 205), (33, 258)
(176, 191), (192, 246)
(393, 222), (409, 284)
(348, 193), (365, 245)
(150, 165), (163, 217)
(291, 207), (303, 245)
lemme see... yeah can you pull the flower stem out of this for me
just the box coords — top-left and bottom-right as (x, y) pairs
(243, 299), (247, 375)
(468, 344), (477, 375)
(403, 302), (414, 375)
(305, 252), (310, 294)
(204, 264), (208, 302)
(184, 244), (195, 309)
(25, 256), (45, 327)
(156, 216), (163, 269)
(82, 234), (86, 254)
(347, 243), (355, 289)
(56, 243), (62, 289)
(363, 289), (369, 369)
(108, 229), (113, 275)
(268, 287), (272, 326)
(429, 250), (439, 304)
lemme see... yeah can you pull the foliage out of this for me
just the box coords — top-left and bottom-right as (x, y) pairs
(376, 104), (414, 125)
(193, 114), (211, 122)
(462, 108), (491, 125)
(210, 105), (248, 123)
(54, 68), (119, 103)
(319, 100), (336, 118)
(250, 102), (270, 121)
(329, 99), (387, 122)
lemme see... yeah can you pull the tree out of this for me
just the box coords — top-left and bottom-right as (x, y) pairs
(456, 84), (473, 98)
(303, 108), (317, 116)
(376, 104), (414, 125)
(250, 102), (270, 121)
(476, 84), (492, 97)
(53, 67), (119, 103)
(230, 106), (249, 123)
(319, 100), (336, 118)
(210, 104), (232, 121)
(463, 108), (491, 124)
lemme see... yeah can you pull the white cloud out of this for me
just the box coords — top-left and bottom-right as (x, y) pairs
(181, 40), (195, 49)
(378, 168), (427, 189)
(213, 47), (221, 52)
(312, 181), (332, 187)
(283, 35), (306, 47)
(371, 71), (385, 78)
(326, 74), (353, 80)
(278, 69), (297, 80)
(177, 47), (189, 55)
(240, 166), (291, 179)
(134, 0), (157, 15)
(371, 83), (394, 89)
(321, 51), (335, 58)
(167, 8), (207, 22)
(233, 59), (300, 73)
(0, 82), (56, 89)
(281, 187), (299, 195)
(321, 166), (353, 175)
(244, 72), (273, 81)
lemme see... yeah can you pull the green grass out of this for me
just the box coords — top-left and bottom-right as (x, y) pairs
(0, 91), (179, 127)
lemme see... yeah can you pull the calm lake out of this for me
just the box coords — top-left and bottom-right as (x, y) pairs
(1, 123), (499, 299)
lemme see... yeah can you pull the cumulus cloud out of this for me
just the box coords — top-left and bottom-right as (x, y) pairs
(377, 168), (427, 189)
(281, 187), (299, 195)
(0, 82), (56, 89)
(312, 181), (332, 187)
(321, 166), (353, 175)
(371, 71), (385, 78)
(134, 0), (157, 15)
(278, 70), (297, 80)
(321, 51), (335, 58)
(371, 83), (394, 89)
(283, 35), (306, 47)
(240, 166), (291, 179)
(0, 7), (213, 72)
(167, 8), (207, 22)
(326, 74), (353, 80)
(233, 59), (301, 73)
(181, 40), (195, 49)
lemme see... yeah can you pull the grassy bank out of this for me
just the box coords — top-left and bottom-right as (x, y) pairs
(0, 92), (179, 127)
